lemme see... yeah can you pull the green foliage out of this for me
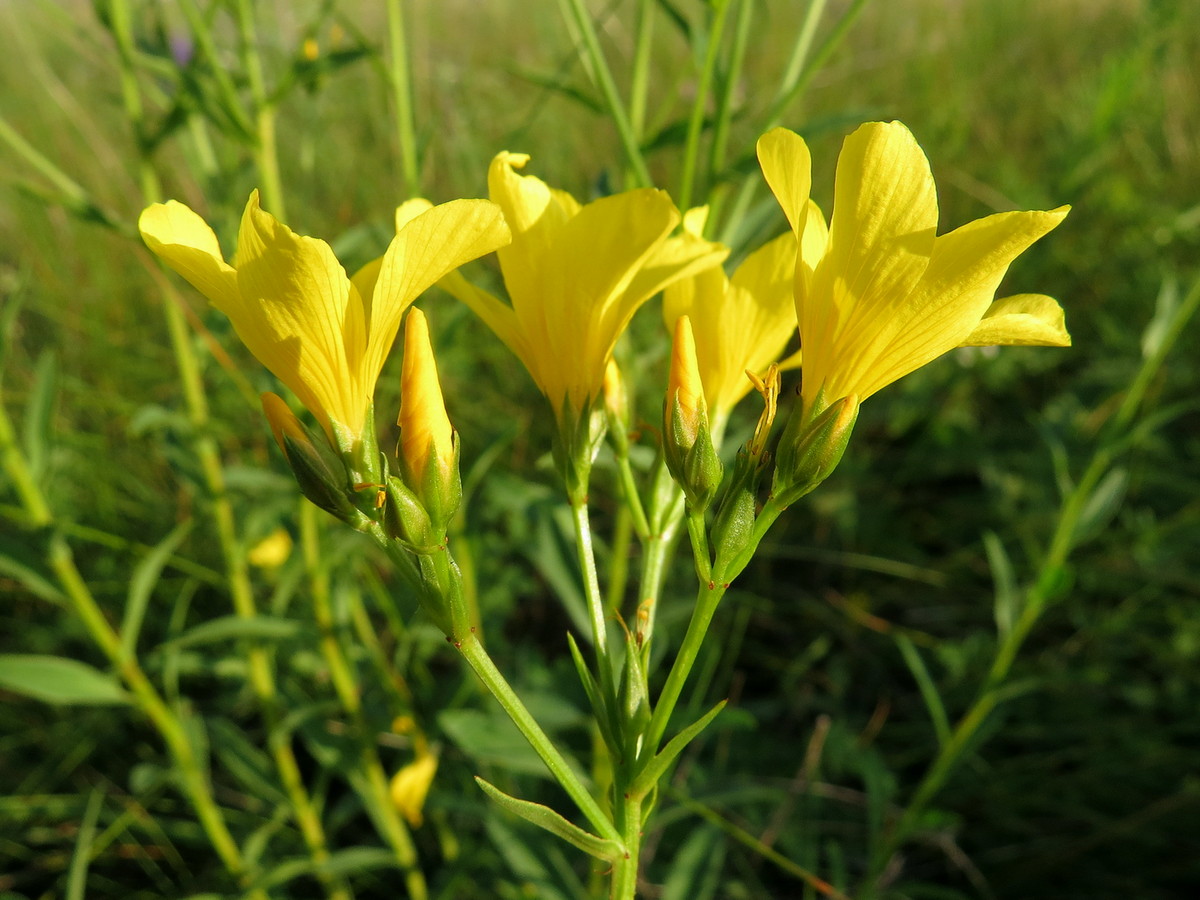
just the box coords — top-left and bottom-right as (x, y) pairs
(1, 0), (1198, 898)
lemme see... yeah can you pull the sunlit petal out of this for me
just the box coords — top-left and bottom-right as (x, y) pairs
(961, 293), (1071, 347)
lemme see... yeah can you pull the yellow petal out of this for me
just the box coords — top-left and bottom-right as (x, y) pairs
(390, 752), (438, 828)
(757, 128), (813, 234)
(961, 293), (1071, 347)
(513, 187), (680, 409)
(858, 206), (1070, 395)
(138, 200), (239, 313)
(365, 198), (511, 408)
(802, 122), (939, 404)
(233, 192), (361, 435)
(395, 197), (435, 233)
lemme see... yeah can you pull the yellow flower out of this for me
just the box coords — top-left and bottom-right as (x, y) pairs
(442, 152), (727, 419)
(390, 750), (438, 828)
(662, 206), (824, 438)
(247, 527), (293, 569)
(139, 191), (510, 443)
(757, 122), (1071, 411)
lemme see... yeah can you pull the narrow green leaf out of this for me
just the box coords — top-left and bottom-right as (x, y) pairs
(23, 350), (56, 477)
(894, 634), (951, 748)
(251, 847), (398, 890)
(475, 777), (622, 862)
(163, 615), (305, 650)
(207, 717), (287, 806)
(634, 700), (726, 794)
(983, 530), (1020, 638)
(1073, 467), (1129, 547)
(121, 520), (193, 660)
(0, 548), (66, 605)
(0, 654), (127, 706)
(566, 631), (617, 752)
(66, 789), (104, 900)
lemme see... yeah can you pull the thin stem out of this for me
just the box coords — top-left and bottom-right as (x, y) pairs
(301, 504), (428, 899)
(571, 499), (611, 663)
(562, 0), (653, 187)
(616, 454), (651, 541)
(685, 508), (711, 585)
(385, 0), (421, 195)
(234, 0), (285, 217)
(642, 580), (728, 756)
(627, 0), (655, 190)
(678, 0), (732, 214)
(456, 634), (622, 844)
(634, 510), (680, 657)
(708, 0), (754, 188)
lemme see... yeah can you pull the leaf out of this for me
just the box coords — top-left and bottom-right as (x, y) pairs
(566, 632), (616, 753)
(23, 350), (57, 478)
(0, 545), (66, 605)
(0, 654), (127, 706)
(439, 708), (559, 779)
(207, 717), (287, 806)
(475, 777), (622, 862)
(251, 848), (398, 890)
(894, 634), (951, 747)
(634, 701), (726, 794)
(66, 789), (104, 900)
(1073, 467), (1128, 547)
(163, 615), (305, 650)
(122, 520), (193, 659)
(662, 824), (726, 900)
(983, 530), (1020, 638)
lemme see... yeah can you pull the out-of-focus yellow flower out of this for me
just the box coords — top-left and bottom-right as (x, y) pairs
(247, 527), (293, 568)
(139, 192), (509, 443)
(757, 122), (1071, 412)
(442, 152), (727, 420)
(663, 206), (822, 439)
(390, 751), (438, 827)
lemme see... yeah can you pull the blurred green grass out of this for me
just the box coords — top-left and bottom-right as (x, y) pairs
(2, 1), (1198, 898)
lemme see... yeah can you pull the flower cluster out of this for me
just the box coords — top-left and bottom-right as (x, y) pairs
(139, 119), (1069, 570)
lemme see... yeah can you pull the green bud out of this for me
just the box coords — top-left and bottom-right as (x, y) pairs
(771, 392), (859, 507)
(384, 474), (438, 551)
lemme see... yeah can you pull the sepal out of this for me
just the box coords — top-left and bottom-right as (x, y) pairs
(261, 393), (364, 526)
(553, 394), (607, 504)
(771, 391), (859, 507)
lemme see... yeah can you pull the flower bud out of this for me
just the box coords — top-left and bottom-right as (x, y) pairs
(261, 393), (362, 524)
(398, 309), (461, 528)
(603, 358), (630, 457)
(663, 317), (722, 511)
(771, 392), (859, 507)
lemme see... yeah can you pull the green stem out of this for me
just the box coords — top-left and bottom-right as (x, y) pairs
(571, 499), (611, 665)
(609, 790), (643, 899)
(301, 505), (428, 900)
(642, 580), (728, 755)
(708, 0), (754, 187)
(562, 0), (653, 187)
(678, 0), (732, 214)
(628, 0), (654, 140)
(234, 0), (285, 217)
(615, 454), (651, 542)
(456, 634), (622, 844)
(385, 0), (421, 195)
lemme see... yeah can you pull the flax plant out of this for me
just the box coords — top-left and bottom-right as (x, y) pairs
(11, 3), (1193, 899)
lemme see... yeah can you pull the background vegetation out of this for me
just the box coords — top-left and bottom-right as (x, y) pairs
(2, 0), (1197, 897)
